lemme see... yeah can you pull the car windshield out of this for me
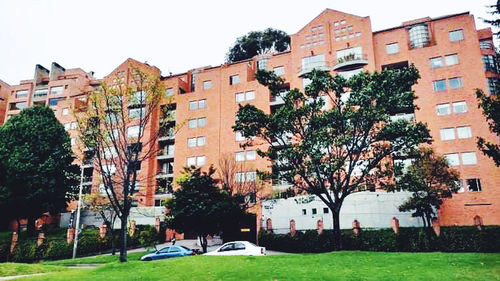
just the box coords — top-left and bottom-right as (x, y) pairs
(158, 247), (170, 253)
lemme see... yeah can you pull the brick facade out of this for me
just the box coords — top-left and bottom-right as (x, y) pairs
(1, 9), (499, 226)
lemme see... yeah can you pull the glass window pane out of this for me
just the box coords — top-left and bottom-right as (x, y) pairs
(444, 153), (459, 166)
(449, 77), (463, 89)
(187, 138), (197, 147)
(127, 125), (140, 138)
(436, 104), (451, 115)
(188, 119), (197, 128)
(430, 57), (443, 68)
(452, 101), (467, 114)
(245, 91), (255, 101)
(196, 156), (206, 166)
(246, 150), (256, 160)
(197, 137), (206, 146)
(445, 54), (459, 66)
(440, 128), (455, 140)
(198, 99), (206, 109)
(235, 93), (244, 102)
(166, 88), (173, 96)
(189, 101), (198, 110)
(235, 152), (245, 162)
(187, 157), (196, 166)
(449, 30), (464, 42)
(198, 117), (206, 127)
(467, 178), (482, 192)
(386, 43), (399, 54)
(273, 66), (285, 76)
(203, 81), (212, 90)
(433, 80), (447, 92)
(457, 126), (472, 139)
(461, 152), (477, 165)
(235, 131), (245, 141)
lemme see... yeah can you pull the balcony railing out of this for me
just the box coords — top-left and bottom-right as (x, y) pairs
(156, 170), (174, 179)
(485, 64), (498, 73)
(332, 54), (368, 71)
(297, 62), (331, 77)
(157, 149), (174, 160)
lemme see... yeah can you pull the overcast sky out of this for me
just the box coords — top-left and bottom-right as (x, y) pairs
(0, 0), (496, 85)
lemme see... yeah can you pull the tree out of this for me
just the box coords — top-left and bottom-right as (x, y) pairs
(165, 166), (245, 253)
(226, 28), (290, 63)
(76, 67), (172, 262)
(0, 106), (79, 235)
(233, 67), (432, 250)
(83, 194), (119, 254)
(476, 89), (500, 166)
(387, 148), (460, 228)
(483, 1), (500, 38)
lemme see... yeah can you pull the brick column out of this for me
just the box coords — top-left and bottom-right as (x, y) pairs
(37, 232), (45, 246)
(67, 228), (75, 243)
(317, 220), (324, 235)
(155, 217), (161, 233)
(99, 224), (107, 239)
(432, 218), (440, 236)
(10, 232), (18, 253)
(129, 220), (136, 236)
(289, 220), (296, 236)
(391, 217), (399, 234)
(352, 219), (361, 236)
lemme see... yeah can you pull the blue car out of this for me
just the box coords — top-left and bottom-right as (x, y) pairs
(140, 245), (194, 261)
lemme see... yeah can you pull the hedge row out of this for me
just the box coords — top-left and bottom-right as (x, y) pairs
(0, 225), (165, 263)
(258, 226), (500, 253)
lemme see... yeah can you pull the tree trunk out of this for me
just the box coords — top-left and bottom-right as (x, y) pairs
(15, 218), (21, 234)
(119, 216), (127, 262)
(332, 211), (342, 251)
(199, 235), (208, 253)
(26, 216), (36, 237)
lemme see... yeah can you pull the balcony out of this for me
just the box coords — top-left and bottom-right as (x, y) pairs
(82, 175), (93, 185)
(33, 89), (48, 100)
(332, 54), (368, 71)
(297, 62), (331, 77)
(82, 158), (94, 168)
(156, 171), (174, 179)
(390, 113), (416, 123)
(159, 128), (175, 142)
(485, 64), (498, 73)
(157, 149), (174, 160)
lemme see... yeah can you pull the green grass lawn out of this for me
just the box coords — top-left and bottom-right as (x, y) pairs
(1, 251), (499, 280)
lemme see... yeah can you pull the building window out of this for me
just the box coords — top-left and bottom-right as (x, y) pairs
(433, 80), (447, 92)
(235, 131), (245, 141)
(312, 208), (317, 215)
(235, 150), (256, 162)
(62, 108), (69, 116)
(50, 86), (64, 95)
(127, 125), (140, 138)
(487, 77), (500, 95)
(386, 43), (399, 54)
(452, 101), (467, 114)
(203, 80), (212, 90)
(456, 126), (472, 139)
(187, 156), (205, 167)
(449, 77), (463, 89)
(483, 55), (497, 72)
(128, 108), (143, 119)
(9, 102), (27, 110)
(444, 153), (459, 166)
(273, 66), (285, 76)
(187, 136), (205, 147)
(236, 171), (257, 182)
(34, 88), (48, 98)
(49, 98), (64, 107)
(429, 57), (443, 68)
(191, 73), (197, 91)
(302, 54), (326, 73)
(461, 152), (477, 165)
(235, 92), (244, 102)
(457, 181), (464, 193)
(480, 40), (492, 49)
(257, 59), (268, 70)
(440, 128), (455, 140)
(449, 29), (464, 42)
(166, 88), (173, 96)
(467, 178), (482, 192)
(130, 91), (146, 105)
(189, 99), (207, 110)
(323, 208), (329, 214)
(302, 209), (307, 215)
(445, 54), (459, 66)
(70, 137), (76, 146)
(188, 117), (206, 129)
(15, 90), (28, 98)
(230, 75), (240, 85)
(408, 23), (430, 48)
(436, 103), (451, 116)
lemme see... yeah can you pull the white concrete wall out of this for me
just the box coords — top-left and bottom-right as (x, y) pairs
(60, 206), (165, 229)
(261, 191), (423, 234)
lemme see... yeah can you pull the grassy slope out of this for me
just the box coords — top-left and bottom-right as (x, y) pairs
(0, 263), (68, 277)
(8, 251), (499, 281)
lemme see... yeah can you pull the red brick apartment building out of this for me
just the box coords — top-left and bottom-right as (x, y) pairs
(1, 9), (499, 227)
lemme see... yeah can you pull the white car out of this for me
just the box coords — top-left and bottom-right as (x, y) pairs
(205, 241), (266, 256)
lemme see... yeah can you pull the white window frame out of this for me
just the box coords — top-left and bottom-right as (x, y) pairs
(436, 103), (451, 116)
(456, 126), (472, 139)
(461, 152), (477, 165)
(203, 80), (212, 90)
(444, 153), (460, 166)
(440, 128), (455, 141)
(452, 101), (467, 114)
(445, 54), (459, 66)
(386, 43), (399, 54)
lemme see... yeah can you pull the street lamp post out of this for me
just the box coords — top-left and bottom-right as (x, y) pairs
(72, 165), (85, 259)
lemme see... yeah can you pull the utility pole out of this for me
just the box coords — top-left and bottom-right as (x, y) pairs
(72, 165), (85, 259)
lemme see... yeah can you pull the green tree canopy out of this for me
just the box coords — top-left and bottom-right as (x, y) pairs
(226, 28), (290, 63)
(0, 106), (79, 235)
(476, 89), (500, 166)
(388, 147), (460, 227)
(165, 166), (245, 253)
(233, 67), (432, 250)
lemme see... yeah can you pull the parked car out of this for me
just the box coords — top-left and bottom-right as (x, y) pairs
(205, 241), (266, 256)
(140, 245), (194, 261)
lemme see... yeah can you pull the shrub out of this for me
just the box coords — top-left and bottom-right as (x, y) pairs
(259, 226), (500, 253)
(45, 240), (72, 260)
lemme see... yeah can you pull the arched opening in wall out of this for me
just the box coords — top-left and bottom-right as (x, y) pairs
(473, 215), (483, 229)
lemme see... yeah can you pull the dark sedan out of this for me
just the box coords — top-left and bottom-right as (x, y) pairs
(140, 245), (194, 261)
